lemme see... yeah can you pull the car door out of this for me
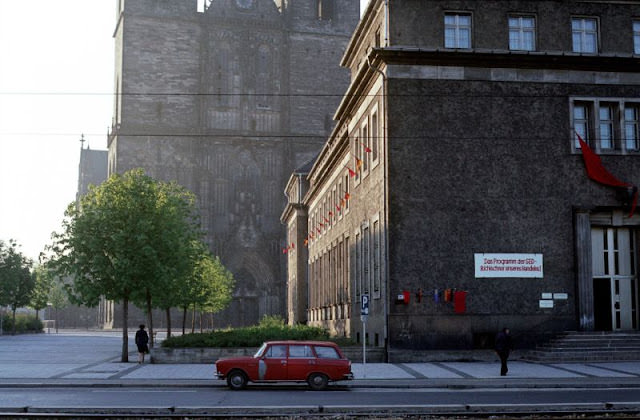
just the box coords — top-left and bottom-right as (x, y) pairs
(259, 344), (288, 381)
(286, 344), (315, 380)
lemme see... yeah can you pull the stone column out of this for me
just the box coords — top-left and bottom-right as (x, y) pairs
(575, 210), (594, 331)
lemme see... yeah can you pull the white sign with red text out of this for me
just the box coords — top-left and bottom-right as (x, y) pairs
(474, 253), (543, 278)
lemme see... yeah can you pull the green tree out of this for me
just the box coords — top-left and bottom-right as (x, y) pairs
(180, 250), (234, 335)
(31, 263), (54, 320)
(49, 169), (202, 361)
(48, 280), (68, 333)
(0, 240), (35, 335)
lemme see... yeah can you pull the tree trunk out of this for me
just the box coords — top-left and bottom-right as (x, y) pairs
(11, 307), (16, 335)
(182, 306), (187, 335)
(191, 305), (196, 333)
(146, 289), (154, 348)
(199, 312), (203, 333)
(121, 297), (129, 363)
(165, 308), (171, 338)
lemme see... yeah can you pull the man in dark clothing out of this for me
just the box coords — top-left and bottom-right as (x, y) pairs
(495, 327), (513, 376)
(135, 324), (149, 364)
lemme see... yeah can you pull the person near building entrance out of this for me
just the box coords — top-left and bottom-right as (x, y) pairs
(495, 327), (513, 376)
(135, 324), (149, 364)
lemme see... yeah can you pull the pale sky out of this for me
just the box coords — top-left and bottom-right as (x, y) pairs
(0, 0), (368, 262)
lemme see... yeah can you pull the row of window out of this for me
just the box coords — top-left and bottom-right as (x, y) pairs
(445, 12), (640, 54)
(308, 106), (381, 241)
(572, 99), (640, 153)
(308, 237), (350, 322)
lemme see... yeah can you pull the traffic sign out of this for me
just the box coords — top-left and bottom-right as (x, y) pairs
(361, 294), (369, 316)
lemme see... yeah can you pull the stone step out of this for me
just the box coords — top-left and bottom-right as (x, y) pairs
(542, 341), (640, 348)
(526, 331), (640, 362)
(527, 349), (640, 362)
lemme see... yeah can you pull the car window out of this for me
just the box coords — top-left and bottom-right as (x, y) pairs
(254, 342), (267, 358)
(265, 344), (287, 358)
(314, 346), (340, 359)
(288, 345), (314, 358)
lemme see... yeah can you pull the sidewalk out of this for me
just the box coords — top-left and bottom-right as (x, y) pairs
(1, 332), (639, 389)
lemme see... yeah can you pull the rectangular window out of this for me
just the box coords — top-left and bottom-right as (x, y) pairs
(362, 225), (370, 295)
(572, 17), (598, 53)
(445, 13), (472, 49)
(354, 135), (361, 182)
(599, 104), (616, 150)
(509, 16), (536, 51)
(634, 20), (640, 54)
(572, 99), (640, 154)
(573, 102), (592, 149)
(625, 105), (640, 151)
(355, 231), (361, 299)
(371, 111), (379, 162)
(362, 123), (369, 173)
(373, 220), (380, 297)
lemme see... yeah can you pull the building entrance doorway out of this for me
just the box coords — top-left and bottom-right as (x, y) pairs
(591, 227), (638, 331)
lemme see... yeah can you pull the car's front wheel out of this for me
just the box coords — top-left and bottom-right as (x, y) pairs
(307, 373), (329, 391)
(226, 370), (248, 390)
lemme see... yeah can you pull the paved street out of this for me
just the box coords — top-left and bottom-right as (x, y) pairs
(0, 331), (639, 388)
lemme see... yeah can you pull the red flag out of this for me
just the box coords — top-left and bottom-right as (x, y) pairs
(454, 291), (467, 314)
(336, 205), (341, 212)
(577, 132), (637, 216)
(291, 243), (295, 249)
(282, 248), (287, 254)
(347, 167), (356, 177)
(303, 239), (308, 246)
(328, 211), (333, 217)
(355, 157), (363, 171)
(357, 140), (372, 153)
(323, 217), (329, 224)
(577, 133), (628, 187)
(344, 193), (351, 200)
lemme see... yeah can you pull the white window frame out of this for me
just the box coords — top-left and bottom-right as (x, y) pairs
(508, 15), (536, 51)
(572, 17), (599, 54)
(571, 98), (640, 154)
(371, 105), (380, 168)
(444, 12), (472, 49)
(625, 104), (640, 151)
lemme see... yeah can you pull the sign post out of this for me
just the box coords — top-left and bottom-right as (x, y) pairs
(360, 294), (369, 378)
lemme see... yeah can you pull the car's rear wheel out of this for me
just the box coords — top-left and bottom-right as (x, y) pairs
(226, 370), (248, 390)
(307, 373), (329, 391)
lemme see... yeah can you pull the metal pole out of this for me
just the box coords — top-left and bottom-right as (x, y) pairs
(362, 319), (366, 378)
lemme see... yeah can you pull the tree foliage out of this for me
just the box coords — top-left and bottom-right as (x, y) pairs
(31, 264), (54, 320)
(0, 240), (35, 334)
(48, 169), (232, 361)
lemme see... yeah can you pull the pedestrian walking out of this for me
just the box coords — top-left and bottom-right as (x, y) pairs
(495, 327), (513, 376)
(135, 324), (149, 364)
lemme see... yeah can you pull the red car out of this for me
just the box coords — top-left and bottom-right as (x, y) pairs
(215, 340), (353, 390)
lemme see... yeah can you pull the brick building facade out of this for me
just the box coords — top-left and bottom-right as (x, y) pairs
(285, 0), (640, 358)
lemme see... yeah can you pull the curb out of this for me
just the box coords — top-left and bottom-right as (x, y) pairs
(2, 377), (640, 389)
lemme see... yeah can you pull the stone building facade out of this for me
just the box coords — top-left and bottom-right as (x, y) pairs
(108, 0), (359, 327)
(285, 0), (640, 357)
